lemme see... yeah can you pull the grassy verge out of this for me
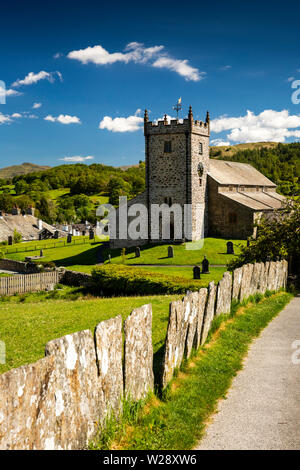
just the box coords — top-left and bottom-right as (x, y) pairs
(0, 294), (181, 375)
(91, 291), (292, 450)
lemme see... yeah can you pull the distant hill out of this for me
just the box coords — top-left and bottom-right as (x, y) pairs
(210, 141), (281, 158)
(0, 162), (51, 179)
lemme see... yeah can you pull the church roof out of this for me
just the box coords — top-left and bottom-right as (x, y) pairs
(208, 160), (277, 187)
(218, 190), (285, 210)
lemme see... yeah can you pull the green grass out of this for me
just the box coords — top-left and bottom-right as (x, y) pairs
(0, 294), (181, 375)
(4, 238), (105, 269)
(94, 292), (292, 450)
(46, 188), (71, 200)
(104, 238), (246, 266)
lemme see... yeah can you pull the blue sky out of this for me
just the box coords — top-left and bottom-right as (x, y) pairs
(1, 0), (300, 168)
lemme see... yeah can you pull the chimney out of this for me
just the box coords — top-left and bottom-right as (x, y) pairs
(26, 206), (35, 216)
(37, 219), (43, 231)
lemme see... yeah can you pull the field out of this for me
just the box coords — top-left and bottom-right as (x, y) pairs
(105, 238), (246, 266)
(0, 294), (181, 374)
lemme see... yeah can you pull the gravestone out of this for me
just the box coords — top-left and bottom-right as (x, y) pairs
(202, 256), (210, 274)
(108, 254), (111, 263)
(135, 247), (140, 258)
(247, 238), (250, 247)
(54, 231), (59, 239)
(89, 229), (94, 240)
(193, 265), (201, 279)
(8, 236), (13, 246)
(67, 234), (72, 244)
(40, 250), (43, 258)
(226, 241), (234, 254)
(168, 246), (174, 258)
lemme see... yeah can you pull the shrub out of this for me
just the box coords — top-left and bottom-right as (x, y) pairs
(13, 229), (22, 244)
(91, 265), (200, 296)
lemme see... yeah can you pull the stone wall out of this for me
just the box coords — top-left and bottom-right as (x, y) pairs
(0, 304), (154, 450)
(0, 260), (288, 449)
(161, 259), (288, 388)
(207, 177), (256, 239)
(0, 258), (40, 274)
(58, 268), (93, 287)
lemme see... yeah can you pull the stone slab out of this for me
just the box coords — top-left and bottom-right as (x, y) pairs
(124, 304), (154, 401)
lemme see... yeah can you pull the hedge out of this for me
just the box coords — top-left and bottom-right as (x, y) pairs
(91, 265), (201, 296)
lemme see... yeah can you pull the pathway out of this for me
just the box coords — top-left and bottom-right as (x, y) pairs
(196, 295), (300, 450)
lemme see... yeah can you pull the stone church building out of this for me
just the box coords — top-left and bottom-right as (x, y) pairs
(110, 106), (285, 248)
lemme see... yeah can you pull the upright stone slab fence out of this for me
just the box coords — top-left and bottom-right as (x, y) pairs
(0, 260), (289, 450)
(124, 304), (154, 401)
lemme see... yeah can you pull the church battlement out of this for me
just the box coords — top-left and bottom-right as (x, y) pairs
(144, 107), (210, 136)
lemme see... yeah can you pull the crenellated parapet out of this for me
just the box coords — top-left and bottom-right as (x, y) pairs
(144, 107), (210, 136)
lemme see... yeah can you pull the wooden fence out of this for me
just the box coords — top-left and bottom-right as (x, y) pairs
(0, 271), (59, 296)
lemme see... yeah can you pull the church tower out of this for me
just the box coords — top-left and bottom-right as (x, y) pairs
(144, 106), (210, 241)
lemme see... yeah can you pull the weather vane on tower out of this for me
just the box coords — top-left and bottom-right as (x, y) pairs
(173, 97), (182, 119)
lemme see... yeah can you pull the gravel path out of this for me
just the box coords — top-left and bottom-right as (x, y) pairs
(196, 295), (300, 450)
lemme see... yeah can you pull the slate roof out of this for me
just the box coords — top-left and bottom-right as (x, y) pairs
(218, 190), (285, 210)
(0, 215), (66, 241)
(208, 160), (277, 187)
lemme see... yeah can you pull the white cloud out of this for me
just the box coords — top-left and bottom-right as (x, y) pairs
(0, 85), (22, 100)
(60, 155), (94, 162)
(53, 52), (63, 59)
(44, 114), (81, 125)
(0, 113), (12, 124)
(67, 42), (163, 65)
(67, 42), (203, 81)
(211, 138), (231, 146)
(220, 65), (232, 70)
(32, 102), (42, 109)
(286, 76), (295, 82)
(0, 110), (39, 124)
(99, 114), (143, 132)
(152, 57), (203, 81)
(6, 88), (23, 96)
(211, 109), (300, 143)
(12, 70), (62, 87)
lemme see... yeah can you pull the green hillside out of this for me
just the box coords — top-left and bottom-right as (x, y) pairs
(0, 162), (51, 179)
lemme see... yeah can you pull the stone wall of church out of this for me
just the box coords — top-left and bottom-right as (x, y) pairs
(207, 177), (255, 239)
